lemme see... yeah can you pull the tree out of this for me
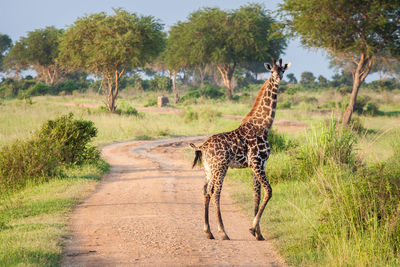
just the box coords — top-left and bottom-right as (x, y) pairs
(58, 9), (165, 112)
(317, 75), (328, 87)
(168, 4), (287, 98)
(286, 73), (297, 84)
(5, 27), (63, 84)
(300, 71), (315, 86)
(0, 34), (12, 72)
(280, 0), (400, 125)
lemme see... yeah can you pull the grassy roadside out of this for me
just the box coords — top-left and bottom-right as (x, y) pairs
(225, 164), (323, 266)
(0, 160), (109, 266)
(225, 121), (400, 266)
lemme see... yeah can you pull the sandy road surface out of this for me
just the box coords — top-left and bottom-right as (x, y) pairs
(62, 137), (286, 266)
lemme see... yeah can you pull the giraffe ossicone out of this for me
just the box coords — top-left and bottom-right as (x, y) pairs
(190, 58), (290, 241)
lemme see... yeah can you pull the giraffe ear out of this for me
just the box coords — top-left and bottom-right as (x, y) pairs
(264, 63), (272, 72)
(284, 62), (291, 70)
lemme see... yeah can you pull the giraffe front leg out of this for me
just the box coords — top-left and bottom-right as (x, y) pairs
(249, 167), (271, 241)
(203, 181), (214, 239)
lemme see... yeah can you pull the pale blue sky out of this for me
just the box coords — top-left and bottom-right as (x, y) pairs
(0, 0), (377, 81)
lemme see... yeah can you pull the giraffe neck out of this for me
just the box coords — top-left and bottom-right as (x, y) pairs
(241, 73), (280, 132)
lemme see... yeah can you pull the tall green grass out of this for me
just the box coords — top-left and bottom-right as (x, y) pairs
(227, 119), (400, 266)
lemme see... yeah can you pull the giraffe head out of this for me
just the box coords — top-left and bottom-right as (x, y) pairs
(264, 58), (291, 80)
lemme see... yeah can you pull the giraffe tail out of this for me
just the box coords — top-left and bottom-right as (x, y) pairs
(190, 143), (202, 168)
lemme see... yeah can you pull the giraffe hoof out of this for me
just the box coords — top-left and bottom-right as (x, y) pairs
(256, 234), (265, 241)
(222, 235), (230, 240)
(206, 233), (215, 239)
(249, 227), (256, 237)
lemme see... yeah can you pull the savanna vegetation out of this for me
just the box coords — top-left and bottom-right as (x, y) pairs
(0, 1), (399, 266)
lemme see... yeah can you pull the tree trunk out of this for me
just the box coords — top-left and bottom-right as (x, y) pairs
(103, 69), (125, 113)
(342, 54), (372, 126)
(172, 71), (179, 104)
(216, 63), (236, 99)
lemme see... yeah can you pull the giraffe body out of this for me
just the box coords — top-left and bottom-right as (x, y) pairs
(191, 58), (290, 240)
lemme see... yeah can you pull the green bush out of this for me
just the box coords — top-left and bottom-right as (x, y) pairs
(149, 74), (172, 91)
(37, 113), (99, 164)
(144, 98), (157, 107)
(26, 82), (53, 96)
(180, 85), (225, 101)
(365, 102), (382, 116)
(277, 100), (291, 109)
(0, 138), (61, 192)
(268, 129), (297, 153)
(0, 113), (99, 193)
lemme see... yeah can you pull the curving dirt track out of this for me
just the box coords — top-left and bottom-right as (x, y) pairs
(62, 137), (286, 266)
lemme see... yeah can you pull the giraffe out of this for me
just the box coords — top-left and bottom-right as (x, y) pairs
(190, 58), (290, 241)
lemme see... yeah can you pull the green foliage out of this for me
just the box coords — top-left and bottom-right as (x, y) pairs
(365, 102), (381, 116)
(0, 138), (61, 192)
(116, 106), (141, 117)
(300, 71), (315, 87)
(180, 85), (226, 101)
(58, 8), (165, 111)
(4, 27), (63, 85)
(0, 113), (99, 193)
(166, 3), (287, 96)
(312, 147), (400, 265)
(38, 113), (98, 164)
(183, 107), (222, 123)
(296, 118), (356, 176)
(25, 82), (53, 96)
(268, 129), (297, 153)
(0, 34), (12, 71)
(280, 0), (400, 57)
(149, 74), (172, 91)
(277, 100), (291, 109)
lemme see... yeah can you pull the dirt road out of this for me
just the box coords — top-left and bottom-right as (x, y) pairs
(62, 137), (286, 266)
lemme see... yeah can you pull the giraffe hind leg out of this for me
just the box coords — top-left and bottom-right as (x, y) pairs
(211, 167), (230, 240)
(203, 180), (214, 239)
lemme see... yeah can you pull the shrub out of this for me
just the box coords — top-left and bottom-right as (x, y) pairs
(354, 95), (371, 114)
(144, 98), (157, 107)
(277, 100), (291, 109)
(26, 82), (53, 96)
(149, 74), (172, 91)
(37, 113), (99, 164)
(285, 84), (301, 95)
(365, 102), (382, 116)
(0, 138), (61, 192)
(0, 113), (100, 193)
(268, 129), (297, 153)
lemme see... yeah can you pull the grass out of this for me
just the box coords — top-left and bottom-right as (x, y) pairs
(0, 88), (399, 266)
(0, 97), (240, 147)
(225, 118), (400, 266)
(0, 160), (109, 266)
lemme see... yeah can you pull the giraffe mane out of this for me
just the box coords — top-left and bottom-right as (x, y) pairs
(241, 78), (271, 123)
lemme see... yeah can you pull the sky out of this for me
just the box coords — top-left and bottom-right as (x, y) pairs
(0, 0), (378, 81)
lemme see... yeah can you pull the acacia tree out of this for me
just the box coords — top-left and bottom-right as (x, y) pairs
(4, 27), (63, 84)
(280, 0), (400, 125)
(168, 4), (286, 98)
(0, 34), (12, 73)
(58, 9), (165, 112)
